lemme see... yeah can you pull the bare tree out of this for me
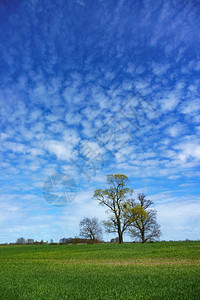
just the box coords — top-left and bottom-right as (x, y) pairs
(93, 174), (133, 243)
(127, 193), (161, 243)
(16, 237), (25, 244)
(79, 217), (102, 241)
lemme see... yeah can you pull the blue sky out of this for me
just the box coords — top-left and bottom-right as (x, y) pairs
(0, 0), (200, 243)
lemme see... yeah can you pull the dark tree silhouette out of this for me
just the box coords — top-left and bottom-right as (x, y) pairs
(79, 217), (102, 241)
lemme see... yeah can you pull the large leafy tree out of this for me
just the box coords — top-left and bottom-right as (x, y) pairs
(126, 193), (161, 243)
(93, 174), (133, 243)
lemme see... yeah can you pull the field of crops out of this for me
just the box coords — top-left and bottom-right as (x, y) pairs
(0, 241), (200, 299)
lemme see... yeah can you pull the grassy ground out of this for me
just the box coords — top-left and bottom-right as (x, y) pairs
(0, 241), (200, 299)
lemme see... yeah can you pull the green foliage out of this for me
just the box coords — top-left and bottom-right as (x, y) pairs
(124, 202), (148, 222)
(0, 242), (200, 299)
(93, 174), (133, 243)
(125, 194), (161, 243)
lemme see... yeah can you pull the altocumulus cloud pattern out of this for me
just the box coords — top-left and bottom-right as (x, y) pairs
(0, 0), (200, 243)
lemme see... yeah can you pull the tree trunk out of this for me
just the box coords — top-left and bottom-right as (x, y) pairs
(141, 229), (145, 243)
(118, 231), (123, 244)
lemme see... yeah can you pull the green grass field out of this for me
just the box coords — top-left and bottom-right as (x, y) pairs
(0, 241), (200, 299)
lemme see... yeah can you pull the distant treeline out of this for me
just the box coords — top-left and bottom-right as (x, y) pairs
(1, 238), (199, 246)
(0, 237), (104, 246)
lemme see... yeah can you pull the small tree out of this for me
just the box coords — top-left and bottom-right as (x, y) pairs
(79, 217), (102, 241)
(126, 193), (161, 243)
(60, 237), (73, 244)
(26, 239), (34, 244)
(16, 237), (25, 244)
(93, 174), (133, 243)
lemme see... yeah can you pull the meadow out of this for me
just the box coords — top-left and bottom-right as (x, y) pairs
(0, 241), (200, 299)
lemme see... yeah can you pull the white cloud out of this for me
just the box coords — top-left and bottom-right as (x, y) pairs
(179, 99), (200, 116)
(44, 140), (75, 161)
(166, 123), (186, 137)
(80, 141), (105, 159)
(173, 138), (200, 162)
(65, 111), (82, 125)
(45, 113), (61, 122)
(29, 109), (42, 122)
(49, 122), (65, 133)
(160, 93), (180, 112)
(152, 62), (170, 76)
(3, 141), (28, 153)
(63, 129), (80, 145)
(0, 133), (8, 140)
